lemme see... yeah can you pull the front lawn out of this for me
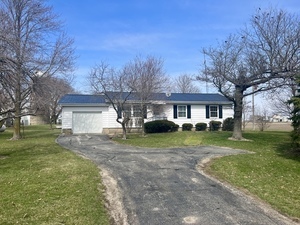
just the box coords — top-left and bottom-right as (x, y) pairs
(114, 131), (300, 221)
(0, 126), (110, 225)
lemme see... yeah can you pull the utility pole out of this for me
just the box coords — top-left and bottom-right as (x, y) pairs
(204, 55), (208, 93)
(252, 86), (255, 130)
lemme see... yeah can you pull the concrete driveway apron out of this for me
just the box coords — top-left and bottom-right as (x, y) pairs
(57, 135), (295, 225)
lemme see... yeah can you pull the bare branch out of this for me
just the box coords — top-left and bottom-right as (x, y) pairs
(0, 0), (75, 139)
(198, 7), (300, 140)
(88, 61), (132, 139)
(174, 73), (200, 93)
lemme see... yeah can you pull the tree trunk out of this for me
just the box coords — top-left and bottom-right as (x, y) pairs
(49, 120), (53, 130)
(140, 103), (146, 136)
(117, 117), (129, 140)
(232, 86), (244, 140)
(12, 114), (22, 140)
(12, 83), (22, 140)
(141, 118), (145, 136)
(121, 122), (127, 139)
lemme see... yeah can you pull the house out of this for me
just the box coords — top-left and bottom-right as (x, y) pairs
(270, 114), (290, 123)
(59, 92), (233, 134)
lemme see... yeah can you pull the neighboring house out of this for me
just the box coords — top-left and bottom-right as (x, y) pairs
(59, 92), (233, 134)
(270, 114), (291, 123)
(20, 110), (48, 126)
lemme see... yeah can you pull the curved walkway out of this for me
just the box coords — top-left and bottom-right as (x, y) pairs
(57, 134), (295, 225)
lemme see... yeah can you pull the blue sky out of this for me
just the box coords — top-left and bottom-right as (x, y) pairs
(50, 0), (300, 94)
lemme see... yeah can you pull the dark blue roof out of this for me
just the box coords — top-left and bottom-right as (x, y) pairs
(59, 92), (232, 105)
(165, 93), (231, 102)
(59, 94), (106, 104)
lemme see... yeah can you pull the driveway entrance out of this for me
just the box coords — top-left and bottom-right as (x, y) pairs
(57, 135), (294, 225)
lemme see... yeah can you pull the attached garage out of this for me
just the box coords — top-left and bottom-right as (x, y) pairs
(72, 111), (103, 134)
(59, 94), (110, 134)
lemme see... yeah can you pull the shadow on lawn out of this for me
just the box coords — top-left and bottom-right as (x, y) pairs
(275, 140), (300, 162)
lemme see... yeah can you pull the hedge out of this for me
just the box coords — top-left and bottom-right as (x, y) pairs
(144, 120), (179, 133)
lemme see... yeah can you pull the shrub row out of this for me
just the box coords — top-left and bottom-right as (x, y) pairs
(144, 118), (234, 133)
(209, 118), (234, 131)
(182, 121), (226, 131)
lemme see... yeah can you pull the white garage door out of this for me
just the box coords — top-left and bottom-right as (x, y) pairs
(72, 112), (103, 134)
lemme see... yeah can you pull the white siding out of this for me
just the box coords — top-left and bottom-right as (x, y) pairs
(62, 111), (72, 129)
(222, 105), (234, 120)
(102, 105), (124, 128)
(155, 104), (233, 127)
(61, 103), (234, 132)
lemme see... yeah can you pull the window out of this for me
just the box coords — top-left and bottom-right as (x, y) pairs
(133, 105), (147, 118)
(206, 105), (223, 119)
(178, 105), (187, 118)
(153, 104), (163, 116)
(133, 105), (140, 117)
(173, 105), (191, 119)
(210, 105), (218, 118)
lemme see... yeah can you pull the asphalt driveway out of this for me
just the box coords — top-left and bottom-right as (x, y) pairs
(57, 134), (295, 225)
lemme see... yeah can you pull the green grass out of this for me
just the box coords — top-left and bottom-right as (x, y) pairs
(114, 131), (300, 220)
(0, 126), (110, 225)
(115, 132), (204, 148)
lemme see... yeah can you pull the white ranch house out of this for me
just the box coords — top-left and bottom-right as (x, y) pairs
(59, 92), (233, 134)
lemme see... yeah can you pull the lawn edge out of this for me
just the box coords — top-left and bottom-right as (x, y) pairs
(196, 154), (300, 225)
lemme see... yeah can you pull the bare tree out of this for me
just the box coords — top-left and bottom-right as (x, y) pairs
(198, 8), (300, 140)
(49, 78), (74, 128)
(255, 106), (270, 131)
(125, 55), (169, 135)
(174, 73), (200, 93)
(265, 77), (298, 115)
(0, 0), (75, 140)
(31, 76), (75, 129)
(89, 62), (132, 139)
(0, 83), (14, 123)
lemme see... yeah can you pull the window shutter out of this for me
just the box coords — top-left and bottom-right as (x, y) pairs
(219, 105), (223, 119)
(206, 105), (210, 119)
(187, 105), (191, 119)
(173, 105), (178, 119)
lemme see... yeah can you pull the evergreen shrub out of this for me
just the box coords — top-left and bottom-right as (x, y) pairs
(209, 121), (222, 131)
(195, 122), (207, 131)
(182, 123), (193, 131)
(144, 120), (179, 133)
(222, 117), (234, 131)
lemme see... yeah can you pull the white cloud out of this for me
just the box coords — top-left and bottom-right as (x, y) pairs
(101, 32), (162, 51)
